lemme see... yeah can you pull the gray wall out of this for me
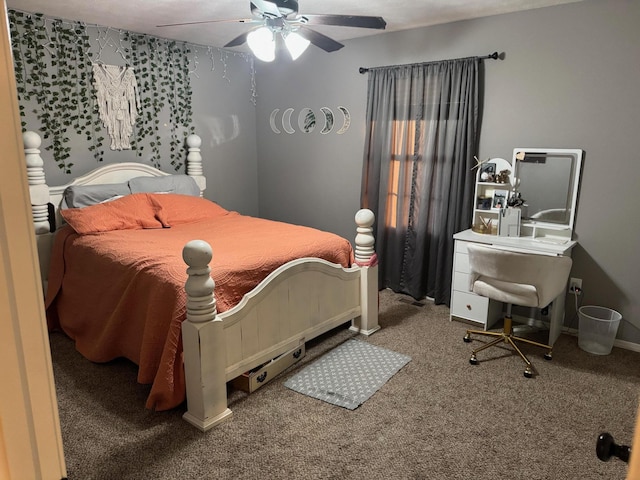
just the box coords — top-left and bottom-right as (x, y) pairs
(190, 55), (259, 215)
(254, 0), (640, 345)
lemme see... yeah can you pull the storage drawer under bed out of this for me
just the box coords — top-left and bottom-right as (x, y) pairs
(231, 343), (306, 393)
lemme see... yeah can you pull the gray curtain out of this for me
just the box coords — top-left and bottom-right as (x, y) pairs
(361, 57), (480, 305)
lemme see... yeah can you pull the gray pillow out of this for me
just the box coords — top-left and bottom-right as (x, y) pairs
(128, 175), (200, 196)
(63, 183), (131, 209)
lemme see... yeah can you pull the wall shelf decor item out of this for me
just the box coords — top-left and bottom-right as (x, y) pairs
(268, 106), (350, 135)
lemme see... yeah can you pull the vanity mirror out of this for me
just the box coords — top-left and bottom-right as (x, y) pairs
(512, 148), (583, 239)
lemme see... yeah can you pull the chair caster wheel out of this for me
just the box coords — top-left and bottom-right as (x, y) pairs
(463, 333), (472, 343)
(544, 352), (553, 361)
(469, 354), (478, 365)
(524, 368), (533, 378)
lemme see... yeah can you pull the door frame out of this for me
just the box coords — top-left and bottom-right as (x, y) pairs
(0, 2), (67, 478)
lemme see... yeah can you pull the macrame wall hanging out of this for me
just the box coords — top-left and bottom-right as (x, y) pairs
(92, 63), (140, 150)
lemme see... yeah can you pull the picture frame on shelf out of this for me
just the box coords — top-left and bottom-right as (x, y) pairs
(476, 196), (492, 210)
(493, 189), (509, 209)
(479, 162), (496, 182)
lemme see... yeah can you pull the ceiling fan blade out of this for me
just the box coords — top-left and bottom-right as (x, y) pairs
(297, 27), (344, 53)
(250, 0), (282, 18)
(225, 31), (251, 48)
(297, 14), (386, 30)
(157, 18), (258, 28)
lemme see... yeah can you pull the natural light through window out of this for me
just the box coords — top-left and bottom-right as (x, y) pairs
(385, 119), (417, 228)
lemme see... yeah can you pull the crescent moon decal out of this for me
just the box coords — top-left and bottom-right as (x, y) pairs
(336, 106), (351, 134)
(269, 108), (281, 134)
(320, 107), (334, 135)
(282, 108), (295, 134)
(298, 108), (316, 133)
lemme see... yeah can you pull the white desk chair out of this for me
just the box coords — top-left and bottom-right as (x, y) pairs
(463, 243), (572, 377)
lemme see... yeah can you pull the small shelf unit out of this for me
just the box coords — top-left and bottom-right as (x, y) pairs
(471, 157), (513, 235)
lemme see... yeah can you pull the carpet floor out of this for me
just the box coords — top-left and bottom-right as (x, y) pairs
(50, 289), (640, 479)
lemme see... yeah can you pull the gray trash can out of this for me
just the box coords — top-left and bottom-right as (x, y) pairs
(578, 306), (622, 355)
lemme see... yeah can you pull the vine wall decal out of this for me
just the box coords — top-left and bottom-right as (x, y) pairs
(8, 9), (255, 174)
(10, 11), (100, 173)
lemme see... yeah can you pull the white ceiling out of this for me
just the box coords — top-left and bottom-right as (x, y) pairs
(7, 0), (583, 51)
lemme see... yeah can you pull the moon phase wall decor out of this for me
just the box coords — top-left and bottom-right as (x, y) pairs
(298, 108), (316, 133)
(336, 106), (351, 135)
(269, 108), (281, 134)
(269, 107), (351, 135)
(320, 107), (334, 134)
(281, 108), (295, 134)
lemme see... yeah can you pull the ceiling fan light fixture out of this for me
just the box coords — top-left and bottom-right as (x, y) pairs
(247, 26), (276, 62)
(284, 31), (310, 60)
(161, 2), (386, 58)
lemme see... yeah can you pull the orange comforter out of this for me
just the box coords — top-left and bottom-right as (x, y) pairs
(45, 193), (354, 410)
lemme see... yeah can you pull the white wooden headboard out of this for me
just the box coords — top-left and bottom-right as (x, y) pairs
(23, 131), (206, 285)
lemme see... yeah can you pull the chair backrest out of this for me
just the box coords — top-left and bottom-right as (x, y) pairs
(467, 243), (572, 308)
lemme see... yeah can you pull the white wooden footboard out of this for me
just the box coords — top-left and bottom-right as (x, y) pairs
(181, 210), (379, 432)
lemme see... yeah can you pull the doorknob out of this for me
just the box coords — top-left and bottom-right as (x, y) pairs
(596, 432), (631, 463)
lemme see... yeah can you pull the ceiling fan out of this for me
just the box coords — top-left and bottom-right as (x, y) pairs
(158, 0), (387, 62)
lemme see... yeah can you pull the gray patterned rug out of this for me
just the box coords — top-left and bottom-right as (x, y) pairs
(284, 339), (411, 410)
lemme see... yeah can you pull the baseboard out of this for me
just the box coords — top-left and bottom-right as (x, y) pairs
(612, 338), (640, 353)
(561, 327), (640, 353)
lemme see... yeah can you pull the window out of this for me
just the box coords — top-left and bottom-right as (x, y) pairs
(385, 119), (419, 228)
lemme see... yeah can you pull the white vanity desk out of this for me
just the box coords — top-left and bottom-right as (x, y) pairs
(450, 147), (583, 346)
(450, 229), (576, 346)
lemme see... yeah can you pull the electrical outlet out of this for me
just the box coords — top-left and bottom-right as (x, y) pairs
(569, 277), (582, 295)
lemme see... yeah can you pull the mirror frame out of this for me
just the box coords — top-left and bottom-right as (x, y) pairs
(512, 147), (583, 235)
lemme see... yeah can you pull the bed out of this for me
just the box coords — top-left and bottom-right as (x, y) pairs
(24, 130), (379, 431)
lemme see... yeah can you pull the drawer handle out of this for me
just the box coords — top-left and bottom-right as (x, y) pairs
(257, 372), (267, 383)
(466, 304), (472, 310)
(293, 348), (302, 359)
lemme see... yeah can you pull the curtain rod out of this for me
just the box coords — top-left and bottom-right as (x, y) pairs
(358, 51), (500, 74)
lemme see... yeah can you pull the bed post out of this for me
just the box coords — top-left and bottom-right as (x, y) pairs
(185, 134), (206, 196)
(24, 131), (49, 234)
(24, 131), (53, 287)
(350, 209), (380, 336)
(181, 240), (232, 432)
